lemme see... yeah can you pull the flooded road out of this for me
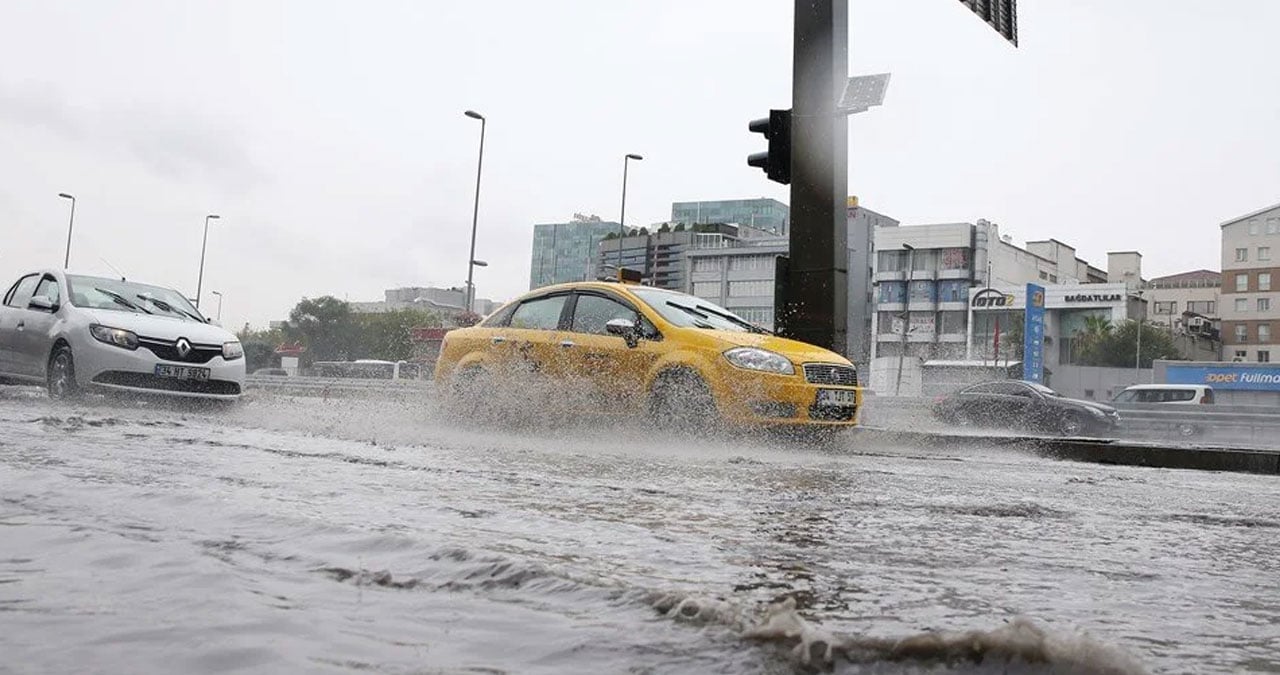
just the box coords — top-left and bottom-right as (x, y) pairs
(2, 389), (1279, 674)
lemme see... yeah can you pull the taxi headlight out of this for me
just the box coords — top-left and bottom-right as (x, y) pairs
(222, 341), (244, 360)
(89, 324), (138, 350)
(723, 347), (795, 375)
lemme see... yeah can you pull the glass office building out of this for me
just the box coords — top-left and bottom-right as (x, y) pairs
(670, 198), (789, 236)
(529, 219), (621, 289)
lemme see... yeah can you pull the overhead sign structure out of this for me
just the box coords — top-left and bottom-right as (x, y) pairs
(958, 0), (1018, 46)
(1023, 283), (1046, 383)
(971, 288), (1015, 308)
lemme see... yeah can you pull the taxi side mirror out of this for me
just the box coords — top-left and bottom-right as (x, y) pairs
(606, 318), (640, 348)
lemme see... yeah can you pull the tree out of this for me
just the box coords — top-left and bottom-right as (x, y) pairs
(603, 232), (618, 240)
(657, 223), (671, 234)
(288, 296), (357, 363)
(1073, 315), (1113, 365)
(237, 324), (285, 372)
(638, 227), (650, 236)
(673, 223), (686, 232)
(1075, 319), (1182, 368)
(354, 309), (442, 361)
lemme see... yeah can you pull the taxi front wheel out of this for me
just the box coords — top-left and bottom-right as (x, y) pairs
(650, 370), (716, 432)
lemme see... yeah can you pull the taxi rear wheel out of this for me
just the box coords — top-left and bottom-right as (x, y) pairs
(650, 370), (716, 432)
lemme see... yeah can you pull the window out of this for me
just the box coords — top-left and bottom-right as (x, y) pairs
(3, 274), (39, 308)
(939, 311), (967, 334)
(878, 282), (906, 304)
(1154, 301), (1176, 314)
(1049, 274), (1058, 283)
(509, 295), (568, 330)
(1261, 273), (1272, 291)
(728, 280), (771, 297)
(1188, 300), (1216, 315)
(732, 307), (774, 329)
(1235, 248), (1248, 262)
(728, 255), (771, 272)
(937, 280), (969, 303)
(1261, 351), (1272, 363)
(1269, 218), (1279, 235)
(691, 281), (720, 298)
(1248, 221), (1260, 235)
(1260, 324), (1272, 342)
(878, 312), (902, 334)
(1236, 298), (1248, 312)
(1038, 270), (1048, 280)
(877, 250), (906, 272)
(1260, 247), (1272, 262)
(570, 294), (637, 335)
(691, 258), (721, 272)
(940, 248), (970, 270)
(908, 280), (936, 302)
(1235, 350), (1248, 361)
(1236, 324), (1248, 342)
(1260, 298), (1271, 312)
(1236, 273), (1249, 292)
(33, 276), (60, 307)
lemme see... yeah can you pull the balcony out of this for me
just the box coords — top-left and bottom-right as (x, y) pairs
(909, 269), (937, 281)
(875, 270), (907, 282)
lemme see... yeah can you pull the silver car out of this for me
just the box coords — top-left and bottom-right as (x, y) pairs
(0, 270), (247, 400)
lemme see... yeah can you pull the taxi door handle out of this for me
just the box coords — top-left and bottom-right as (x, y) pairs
(491, 336), (507, 344)
(558, 340), (575, 348)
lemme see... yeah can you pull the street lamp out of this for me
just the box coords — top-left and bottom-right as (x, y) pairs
(618, 153), (643, 270)
(210, 290), (223, 322)
(464, 110), (486, 313)
(195, 214), (220, 309)
(466, 260), (488, 312)
(894, 243), (915, 397)
(58, 193), (76, 269)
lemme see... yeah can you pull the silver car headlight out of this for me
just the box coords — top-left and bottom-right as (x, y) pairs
(89, 324), (138, 350)
(222, 341), (244, 360)
(723, 347), (795, 375)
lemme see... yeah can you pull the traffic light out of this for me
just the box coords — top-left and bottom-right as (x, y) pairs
(747, 109), (791, 185)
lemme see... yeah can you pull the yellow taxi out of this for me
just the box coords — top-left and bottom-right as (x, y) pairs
(433, 281), (862, 430)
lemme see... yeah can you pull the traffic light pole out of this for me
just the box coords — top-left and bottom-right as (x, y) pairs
(780, 0), (848, 353)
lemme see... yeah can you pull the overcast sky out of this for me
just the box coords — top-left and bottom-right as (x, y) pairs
(2, 0), (1277, 329)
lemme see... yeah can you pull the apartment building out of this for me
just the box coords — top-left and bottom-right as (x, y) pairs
(1220, 201), (1280, 363)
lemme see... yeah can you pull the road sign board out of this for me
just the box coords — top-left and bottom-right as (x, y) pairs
(958, 0), (1017, 46)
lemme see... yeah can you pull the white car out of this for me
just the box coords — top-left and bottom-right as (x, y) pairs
(0, 270), (246, 400)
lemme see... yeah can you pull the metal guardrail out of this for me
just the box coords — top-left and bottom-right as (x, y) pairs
(245, 375), (432, 397)
(1110, 403), (1280, 443)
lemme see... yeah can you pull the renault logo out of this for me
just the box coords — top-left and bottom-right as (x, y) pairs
(175, 338), (192, 358)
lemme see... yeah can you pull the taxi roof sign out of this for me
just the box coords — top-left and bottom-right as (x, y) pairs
(617, 267), (643, 284)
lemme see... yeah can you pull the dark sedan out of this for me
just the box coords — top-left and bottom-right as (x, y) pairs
(931, 380), (1120, 436)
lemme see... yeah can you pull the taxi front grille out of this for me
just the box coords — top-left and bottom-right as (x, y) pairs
(803, 363), (858, 387)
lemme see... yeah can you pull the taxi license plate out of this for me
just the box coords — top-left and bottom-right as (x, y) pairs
(817, 389), (857, 407)
(155, 364), (210, 381)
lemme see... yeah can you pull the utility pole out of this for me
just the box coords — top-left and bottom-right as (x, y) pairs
(783, 0), (849, 353)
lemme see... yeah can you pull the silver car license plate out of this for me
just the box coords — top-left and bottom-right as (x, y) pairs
(817, 389), (857, 406)
(155, 364), (210, 381)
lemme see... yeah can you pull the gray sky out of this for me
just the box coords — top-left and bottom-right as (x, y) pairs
(3, 0), (1277, 329)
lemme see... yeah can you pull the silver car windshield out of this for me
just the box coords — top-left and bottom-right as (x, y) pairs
(66, 275), (206, 322)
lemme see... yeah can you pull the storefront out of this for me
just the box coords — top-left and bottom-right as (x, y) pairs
(966, 283), (1140, 379)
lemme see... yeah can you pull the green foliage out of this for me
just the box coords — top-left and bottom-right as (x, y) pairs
(673, 223), (686, 232)
(657, 223), (671, 234)
(602, 232), (618, 240)
(283, 297), (443, 363)
(1074, 319), (1182, 368)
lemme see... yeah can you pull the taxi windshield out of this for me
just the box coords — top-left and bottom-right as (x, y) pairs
(628, 287), (768, 334)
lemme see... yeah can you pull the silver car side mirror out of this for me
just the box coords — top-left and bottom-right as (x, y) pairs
(28, 295), (56, 312)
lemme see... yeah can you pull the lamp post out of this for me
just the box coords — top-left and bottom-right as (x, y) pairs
(210, 290), (223, 322)
(618, 153), (643, 270)
(466, 259), (488, 313)
(58, 193), (76, 269)
(893, 244), (915, 397)
(464, 110), (486, 313)
(196, 214), (219, 309)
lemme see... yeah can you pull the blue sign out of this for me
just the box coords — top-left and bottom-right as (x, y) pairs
(1023, 283), (1046, 383)
(1166, 365), (1280, 391)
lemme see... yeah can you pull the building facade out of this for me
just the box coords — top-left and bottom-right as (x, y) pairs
(671, 198), (789, 236)
(682, 201), (897, 363)
(1220, 201), (1280, 363)
(529, 215), (621, 289)
(351, 286), (497, 317)
(1143, 269), (1220, 333)
(867, 219), (1136, 394)
(597, 224), (741, 291)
